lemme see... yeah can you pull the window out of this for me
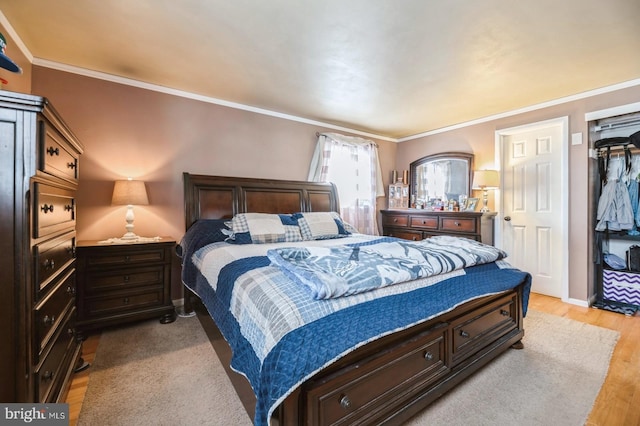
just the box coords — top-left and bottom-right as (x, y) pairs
(308, 133), (384, 235)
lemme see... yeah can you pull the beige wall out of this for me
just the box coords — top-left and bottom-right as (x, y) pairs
(30, 66), (397, 242)
(395, 85), (640, 302)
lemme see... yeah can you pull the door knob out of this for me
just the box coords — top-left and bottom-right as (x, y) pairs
(504, 216), (511, 221)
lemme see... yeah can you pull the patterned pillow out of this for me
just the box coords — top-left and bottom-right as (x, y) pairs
(228, 213), (303, 244)
(293, 212), (351, 240)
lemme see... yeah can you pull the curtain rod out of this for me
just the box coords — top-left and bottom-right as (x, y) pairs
(315, 131), (379, 147)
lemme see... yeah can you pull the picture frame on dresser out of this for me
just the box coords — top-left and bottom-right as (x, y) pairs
(465, 198), (479, 211)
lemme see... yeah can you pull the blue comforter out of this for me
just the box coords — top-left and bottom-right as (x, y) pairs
(180, 234), (531, 426)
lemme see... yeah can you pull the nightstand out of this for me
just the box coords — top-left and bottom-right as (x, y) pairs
(75, 237), (176, 337)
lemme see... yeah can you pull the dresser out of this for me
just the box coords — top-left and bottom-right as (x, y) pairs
(381, 209), (496, 244)
(76, 238), (176, 337)
(0, 91), (84, 403)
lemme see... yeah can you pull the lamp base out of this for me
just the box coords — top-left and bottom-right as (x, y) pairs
(480, 206), (491, 213)
(120, 232), (140, 240)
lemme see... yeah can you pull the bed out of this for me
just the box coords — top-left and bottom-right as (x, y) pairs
(179, 173), (531, 426)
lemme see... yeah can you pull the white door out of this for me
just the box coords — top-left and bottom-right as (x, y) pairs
(497, 117), (568, 298)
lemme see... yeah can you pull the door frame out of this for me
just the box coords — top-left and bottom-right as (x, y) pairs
(494, 116), (569, 301)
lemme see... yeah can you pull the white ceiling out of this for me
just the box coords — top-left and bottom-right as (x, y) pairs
(0, 0), (639, 140)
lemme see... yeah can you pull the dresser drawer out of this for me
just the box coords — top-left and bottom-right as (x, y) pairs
(34, 231), (76, 296)
(34, 269), (76, 363)
(83, 288), (165, 318)
(39, 119), (80, 183)
(84, 247), (167, 268)
(382, 214), (409, 227)
(33, 182), (75, 239)
(409, 215), (438, 229)
(83, 265), (165, 294)
(440, 216), (477, 233)
(306, 327), (448, 425)
(451, 293), (517, 364)
(35, 307), (76, 403)
(384, 229), (423, 241)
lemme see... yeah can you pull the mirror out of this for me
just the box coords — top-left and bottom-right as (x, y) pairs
(410, 152), (473, 207)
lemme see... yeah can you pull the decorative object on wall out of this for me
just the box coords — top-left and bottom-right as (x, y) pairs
(472, 170), (499, 212)
(111, 178), (149, 240)
(0, 32), (21, 73)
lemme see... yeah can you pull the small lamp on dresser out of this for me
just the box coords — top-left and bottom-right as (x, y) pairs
(472, 170), (499, 213)
(111, 178), (149, 240)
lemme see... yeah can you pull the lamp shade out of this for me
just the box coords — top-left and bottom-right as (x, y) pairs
(111, 179), (149, 206)
(472, 170), (499, 189)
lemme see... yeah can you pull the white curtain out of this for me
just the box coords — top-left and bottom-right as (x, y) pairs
(308, 133), (385, 235)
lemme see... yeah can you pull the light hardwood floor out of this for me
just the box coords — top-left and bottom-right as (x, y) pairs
(66, 293), (640, 426)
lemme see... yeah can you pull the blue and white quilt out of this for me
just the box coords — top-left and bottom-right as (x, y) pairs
(267, 236), (507, 299)
(180, 233), (531, 426)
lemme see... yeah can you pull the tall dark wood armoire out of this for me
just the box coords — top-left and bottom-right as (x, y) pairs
(0, 91), (84, 402)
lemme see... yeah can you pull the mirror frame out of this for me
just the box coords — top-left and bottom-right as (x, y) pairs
(409, 151), (474, 204)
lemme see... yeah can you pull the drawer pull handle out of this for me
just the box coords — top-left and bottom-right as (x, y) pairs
(66, 286), (75, 296)
(124, 275), (130, 282)
(454, 221), (460, 226)
(393, 218), (398, 222)
(124, 256), (131, 262)
(500, 309), (510, 316)
(67, 162), (77, 169)
(67, 327), (75, 337)
(46, 146), (59, 156)
(412, 236), (418, 241)
(339, 395), (351, 410)
(42, 370), (54, 381)
(422, 220), (427, 224)
(424, 351), (434, 361)
(43, 259), (55, 269)
(460, 330), (470, 338)
(41, 204), (54, 213)
(123, 297), (130, 305)
(43, 315), (56, 326)
(64, 204), (73, 211)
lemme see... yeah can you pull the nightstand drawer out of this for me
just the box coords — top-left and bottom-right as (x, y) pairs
(34, 231), (76, 297)
(84, 247), (166, 268)
(440, 216), (477, 233)
(84, 288), (165, 318)
(83, 266), (164, 294)
(34, 269), (76, 363)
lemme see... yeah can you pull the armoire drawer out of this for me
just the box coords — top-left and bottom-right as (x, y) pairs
(35, 307), (76, 403)
(451, 292), (517, 364)
(34, 231), (76, 296)
(305, 327), (448, 425)
(33, 182), (75, 239)
(34, 269), (76, 363)
(39, 119), (80, 183)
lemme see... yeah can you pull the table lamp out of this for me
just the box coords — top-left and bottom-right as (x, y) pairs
(111, 178), (149, 240)
(472, 170), (499, 212)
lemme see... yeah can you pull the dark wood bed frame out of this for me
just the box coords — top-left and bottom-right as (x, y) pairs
(182, 173), (526, 426)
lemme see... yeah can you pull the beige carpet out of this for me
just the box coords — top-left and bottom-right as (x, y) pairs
(78, 310), (619, 426)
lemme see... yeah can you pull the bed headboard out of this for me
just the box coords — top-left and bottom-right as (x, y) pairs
(183, 173), (340, 229)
